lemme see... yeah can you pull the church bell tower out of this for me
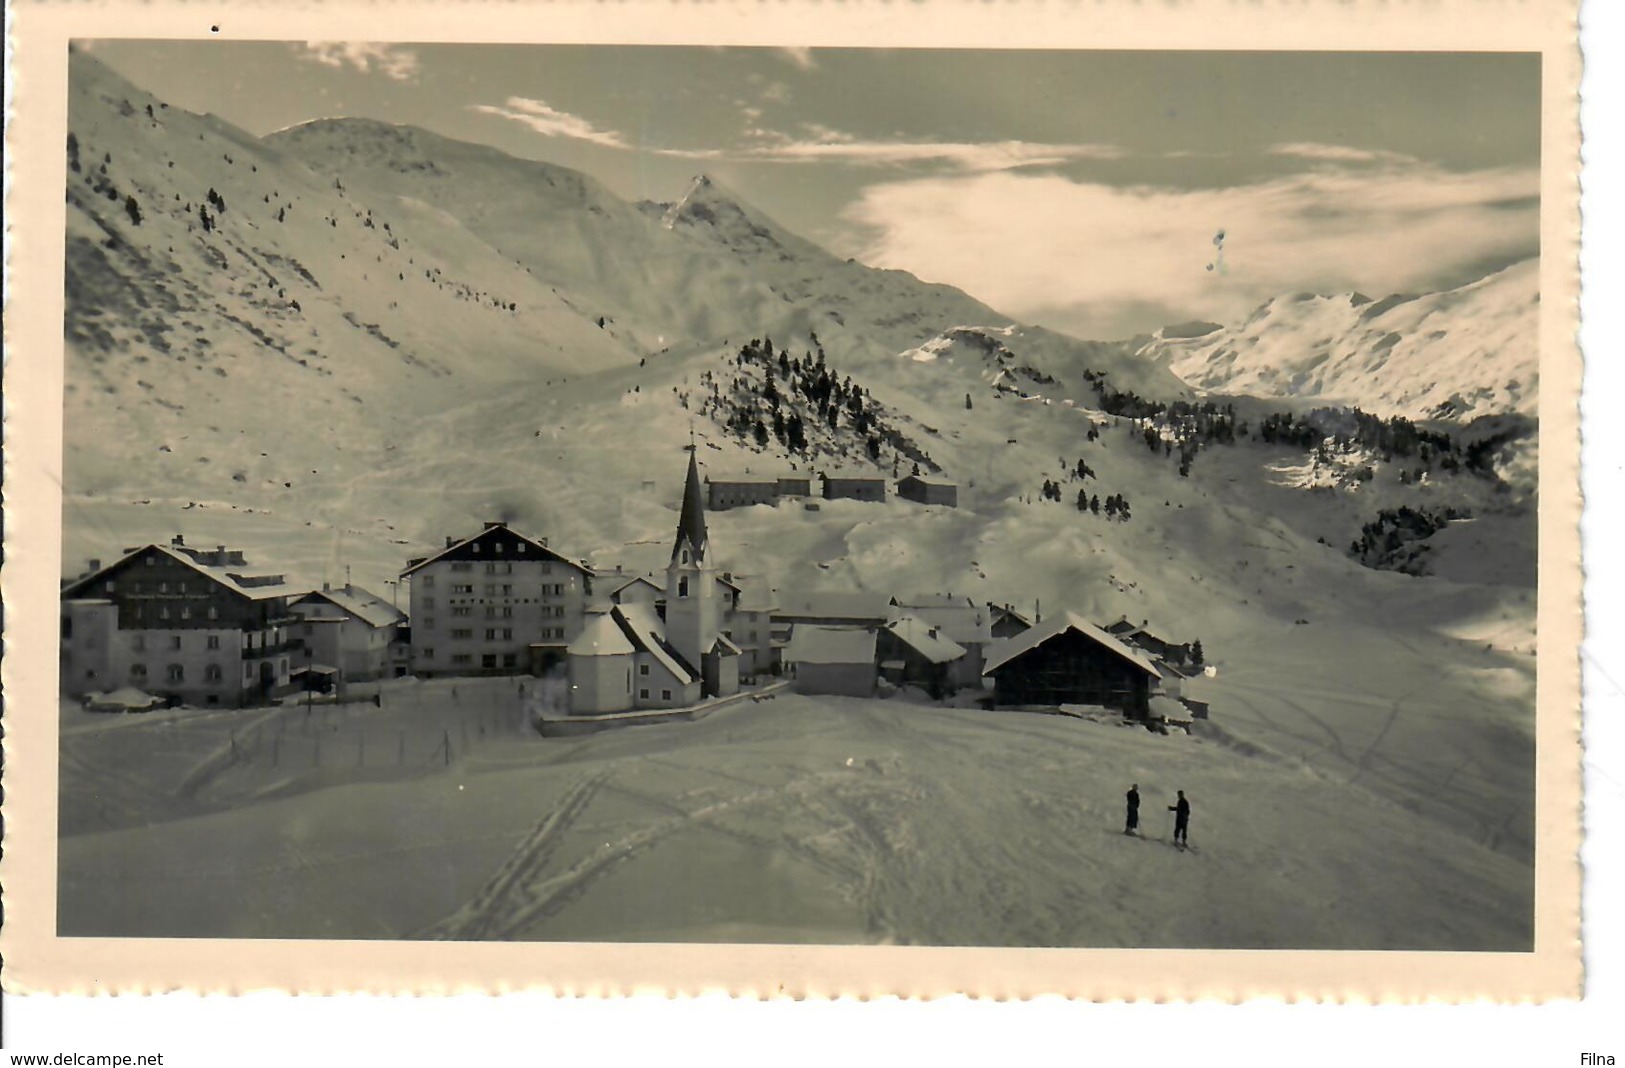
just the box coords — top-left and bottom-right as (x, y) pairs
(666, 448), (719, 675)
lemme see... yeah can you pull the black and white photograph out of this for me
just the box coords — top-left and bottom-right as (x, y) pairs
(40, 31), (1572, 968)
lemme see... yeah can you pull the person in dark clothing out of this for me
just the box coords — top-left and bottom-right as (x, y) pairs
(1124, 783), (1141, 835)
(1168, 790), (1191, 845)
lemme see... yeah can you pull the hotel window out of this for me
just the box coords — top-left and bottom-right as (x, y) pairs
(485, 607), (497, 620)
(207, 635), (220, 650)
(501, 629), (513, 640)
(494, 543), (504, 555)
(170, 636), (182, 651)
(205, 664), (223, 683)
(472, 543), (480, 554)
(452, 607), (471, 617)
(482, 654), (497, 669)
(485, 629), (497, 640)
(452, 629), (472, 640)
(423, 575), (436, 587)
(423, 617), (436, 630)
(640, 689), (650, 700)
(145, 556), (155, 566)
(207, 606), (218, 620)
(130, 663), (148, 679)
(105, 580), (116, 594)
(452, 584), (473, 595)
(167, 664), (184, 682)
(159, 606), (170, 620)
(451, 563), (471, 573)
(662, 690), (672, 701)
(178, 582), (187, 594)
(422, 647), (435, 660)
(485, 563), (497, 574)
(503, 653), (517, 668)
(518, 544), (527, 553)
(160, 582), (169, 594)
(501, 607), (514, 619)
(485, 585), (497, 597)
(181, 606), (191, 620)
(502, 584), (513, 595)
(451, 653), (471, 666)
(640, 664), (650, 677)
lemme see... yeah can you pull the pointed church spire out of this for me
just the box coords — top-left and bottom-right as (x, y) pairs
(672, 448), (708, 565)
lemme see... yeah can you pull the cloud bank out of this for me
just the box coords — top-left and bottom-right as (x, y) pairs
(843, 162), (1538, 338)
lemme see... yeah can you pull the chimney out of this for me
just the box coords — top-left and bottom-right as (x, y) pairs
(217, 545), (226, 554)
(446, 536), (455, 548)
(86, 558), (101, 573)
(483, 520), (502, 529)
(172, 534), (185, 547)
(323, 581), (331, 592)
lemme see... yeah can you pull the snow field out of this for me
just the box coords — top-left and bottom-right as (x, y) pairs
(57, 689), (1531, 948)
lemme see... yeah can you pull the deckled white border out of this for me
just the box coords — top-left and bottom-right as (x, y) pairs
(1, 0), (1585, 1004)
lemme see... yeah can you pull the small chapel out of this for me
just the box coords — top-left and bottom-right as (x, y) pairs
(565, 450), (742, 715)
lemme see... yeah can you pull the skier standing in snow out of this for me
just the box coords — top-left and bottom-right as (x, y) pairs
(1124, 783), (1141, 836)
(1168, 790), (1191, 847)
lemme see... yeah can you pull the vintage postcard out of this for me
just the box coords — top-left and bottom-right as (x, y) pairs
(2, 0), (1582, 1000)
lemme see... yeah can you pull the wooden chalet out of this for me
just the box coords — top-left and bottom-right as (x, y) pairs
(983, 611), (1162, 719)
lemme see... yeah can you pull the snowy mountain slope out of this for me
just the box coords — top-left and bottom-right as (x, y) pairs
(64, 51), (642, 503)
(1139, 260), (1538, 420)
(267, 122), (1185, 399)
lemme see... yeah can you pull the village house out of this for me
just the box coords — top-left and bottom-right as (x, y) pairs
(288, 581), (408, 687)
(722, 574), (780, 679)
(982, 611), (1162, 719)
(59, 536), (298, 709)
(787, 625), (878, 697)
(988, 602), (1037, 639)
(775, 474), (813, 498)
(402, 522), (593, 678)
(876, 617), (966, 697)
(889, 594), (993, 691)
(895, 473), (958, 507)
(821, 471), (887, 502)
(706, 476), (779, 511)
(1103, 616), (1203, 697)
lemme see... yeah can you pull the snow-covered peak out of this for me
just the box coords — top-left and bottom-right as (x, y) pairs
(1143, 260), (1538, 420)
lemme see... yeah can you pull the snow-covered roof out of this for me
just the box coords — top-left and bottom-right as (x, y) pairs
(614, 603), (698, 683)
(884, 617), (967, 664)
(982, 611), (1162, 678)
(568, 611), (636, 657)
(401, 523), (588, 578)
(712, 634), (743, 657)
(62, 544), (293, 602)
(84, 687), (165, 711)
(774, 589), (892, 622)
(788, 625), (877, 665)
(293, 585), (405, 629)
(889, 597), (991, 644)
(897, 474), (956, 488)
(730, 574), (778, 613)
(610, 575), (662, 597)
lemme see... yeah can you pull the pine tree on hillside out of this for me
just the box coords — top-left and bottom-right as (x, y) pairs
(123, 194), (142, 226)
(1190, 640), (1204, 667)
(965, 393), (973, 410)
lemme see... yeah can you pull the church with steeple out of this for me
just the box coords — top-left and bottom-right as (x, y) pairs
(564, 449), (741, 715)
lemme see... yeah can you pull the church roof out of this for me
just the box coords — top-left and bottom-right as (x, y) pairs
(672, 450), (709, 565)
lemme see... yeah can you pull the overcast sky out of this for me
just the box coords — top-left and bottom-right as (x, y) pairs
(87, 41), (1540, 339)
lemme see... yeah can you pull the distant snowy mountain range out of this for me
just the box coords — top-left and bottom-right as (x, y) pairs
(1138, 260), (1538, 421)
